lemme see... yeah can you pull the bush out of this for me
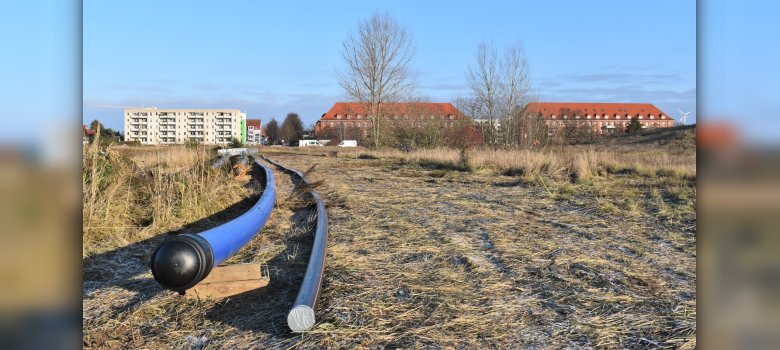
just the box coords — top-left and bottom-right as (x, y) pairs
(229, 137), (244, 148)
(626, 117), (643, 134)
(184, 139), (200, 149)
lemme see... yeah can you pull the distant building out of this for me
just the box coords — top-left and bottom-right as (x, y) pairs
(525, 102), (674, 134)
(123, 108), (246, 145)
(82, 124), (94, 144)
(314, 102), (467, 137)
(472, 118), (501, 129)
(246, 119), (264, 145)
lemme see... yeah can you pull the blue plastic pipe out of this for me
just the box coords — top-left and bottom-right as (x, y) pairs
(200, 159), (274, 264)
(150, 159), (276, 293)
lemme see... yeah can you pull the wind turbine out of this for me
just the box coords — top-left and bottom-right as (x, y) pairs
(677, 109), (691, 125)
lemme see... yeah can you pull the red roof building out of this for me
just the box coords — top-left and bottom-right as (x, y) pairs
(246, 119), (264, 144)
(525, 102), (674, 134)
(314, 102), (467, 136)
(246, 119), (263, 132)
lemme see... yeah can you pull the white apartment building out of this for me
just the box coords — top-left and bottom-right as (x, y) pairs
(245, 119), (264, 145)
(124, 108), (246, 145)
(246, 128), (263, 145)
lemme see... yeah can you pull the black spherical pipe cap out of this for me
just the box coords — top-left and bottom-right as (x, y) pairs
(150, 234), (213, 292)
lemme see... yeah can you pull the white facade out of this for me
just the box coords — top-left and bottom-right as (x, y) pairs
(246, 126), (263, 145)
(123, 108), (246, 145)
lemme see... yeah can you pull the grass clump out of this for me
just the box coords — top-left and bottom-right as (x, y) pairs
(82, 144), (251, 256)
(357, 153), (379, 160)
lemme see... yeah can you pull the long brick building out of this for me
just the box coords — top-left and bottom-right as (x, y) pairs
(525, 102), (674, 134)
(314, 102), (468, 137)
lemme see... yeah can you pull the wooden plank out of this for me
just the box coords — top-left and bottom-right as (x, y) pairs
(184, 263), (269, 300)
(201, 263), (266, 284)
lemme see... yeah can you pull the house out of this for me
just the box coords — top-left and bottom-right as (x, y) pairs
(82, 124), (94, 143)
(246, 119), (265, 145)
(525, 102), (675, 134)
(314, 102), (468, 137)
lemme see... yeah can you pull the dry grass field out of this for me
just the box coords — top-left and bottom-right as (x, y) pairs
(83, 128), (696, 349)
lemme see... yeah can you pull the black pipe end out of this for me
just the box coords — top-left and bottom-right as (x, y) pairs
(150, 234), (213, 292)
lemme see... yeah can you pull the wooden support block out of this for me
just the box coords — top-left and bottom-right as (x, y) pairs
(184, 263), (270, 300)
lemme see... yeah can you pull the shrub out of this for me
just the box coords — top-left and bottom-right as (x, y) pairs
(184, 138), (200, 149)
(229, 137), (244, 148)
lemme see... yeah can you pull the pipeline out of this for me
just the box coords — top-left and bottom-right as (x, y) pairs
(229, 152), (249, 176)
(262, 156), (329, 332)
(213, 148), (249, 170)
(149, 158), (276, 293)
(211, 153), (227, 169)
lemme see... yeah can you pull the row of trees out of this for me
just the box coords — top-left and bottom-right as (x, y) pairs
(461, 41), (533, 148)
(335, 12), (646, 150)
(337, 12), (537, 150)
(264, 113), (304, 146)
(87, 120), (122, 146)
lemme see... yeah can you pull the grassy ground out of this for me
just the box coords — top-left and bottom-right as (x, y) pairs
(83, 137), (696, 349)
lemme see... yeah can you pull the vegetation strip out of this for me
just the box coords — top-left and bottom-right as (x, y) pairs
(263, 156), (329, 332)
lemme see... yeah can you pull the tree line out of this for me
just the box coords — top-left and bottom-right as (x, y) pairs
(264, 112), (304, 146)
(336, 12), (644, 150)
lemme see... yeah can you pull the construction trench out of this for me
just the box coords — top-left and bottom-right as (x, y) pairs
(149, 150), (328, 333)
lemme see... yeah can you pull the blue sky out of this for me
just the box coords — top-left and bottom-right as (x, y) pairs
(0, 1), (80, 143)
(82, 1), (696, 132)
(700, 1), (780, 143)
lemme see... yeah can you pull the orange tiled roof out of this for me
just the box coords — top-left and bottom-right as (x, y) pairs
(526, 102), (670, 119)
(320, 102), (467, 120)
(246, 119), (262, 128)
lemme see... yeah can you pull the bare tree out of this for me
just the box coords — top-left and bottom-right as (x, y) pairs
(467, 41), (501, 146)
(466, 40), (534, 147)
(501, 42), (532, 146)
(452, 96), (478, 119)
(338, 12), (416, 148)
